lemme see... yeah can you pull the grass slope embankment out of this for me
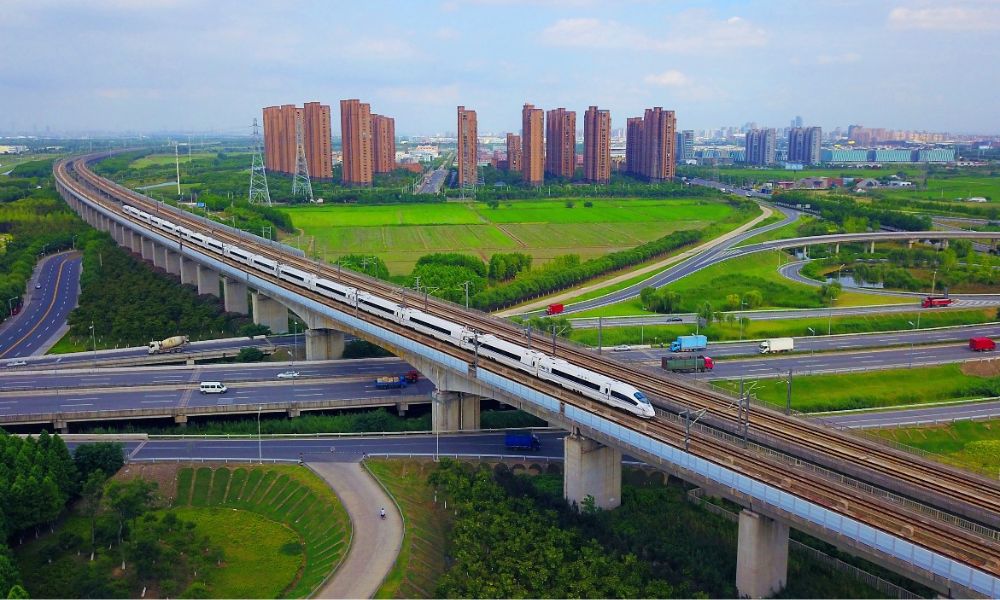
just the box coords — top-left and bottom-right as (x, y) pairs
(173, 465), (352, 598)
(871, 419), (1000, 474)
(367, 460), (452, 599)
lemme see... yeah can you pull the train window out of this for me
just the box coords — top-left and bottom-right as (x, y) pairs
(551, 368), (600, 391)
(316, 283), (345, 296)
(360, 299), (392, 314)
(479, 343), (521, 361)
(634, 391), (649, 403)
(410, 316), (451, 336)
(611, 390), (634, 405)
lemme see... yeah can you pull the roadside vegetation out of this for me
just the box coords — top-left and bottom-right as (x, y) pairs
(871, 419), (1000, 475)
(718, 363), (1000, 413)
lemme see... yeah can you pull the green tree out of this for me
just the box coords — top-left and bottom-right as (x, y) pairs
(74, 442), (124, 480)
(81, 470), (106, 559)
(742, 289), (763, 309)
(105, 478), (158, 569)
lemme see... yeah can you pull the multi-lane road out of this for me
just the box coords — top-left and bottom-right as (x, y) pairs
(0, 251), (81, 359)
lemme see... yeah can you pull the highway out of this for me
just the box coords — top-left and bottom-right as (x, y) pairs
(817, 400), (1000, 429)
(0, 357), (410, 391)
(0, 376), (434, 424)
(2, 334), (294, 370)
(415, 153), (452, 194)
(68, 431), (569, 462)
(558, 203), (802, 314)
(0, 252), (82, 360)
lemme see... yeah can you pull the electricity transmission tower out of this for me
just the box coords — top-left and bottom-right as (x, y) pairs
(248, 118), (271, 206)
(291, 116), (314, 201)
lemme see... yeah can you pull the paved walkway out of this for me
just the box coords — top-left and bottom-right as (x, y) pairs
(310, 461), (403, 599)
(497, 203), (775, 316)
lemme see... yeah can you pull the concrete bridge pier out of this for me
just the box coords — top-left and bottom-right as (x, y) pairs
(908, 239), (916, 249)
(251, 292), (289, 334)
(431, 390), (480, 432)
(869, 240), (876, 253)
(833, 242), (840, 254)
(140, 237), (155, 261)
(179, 256), (198, 286)
(736, 509), (789, 598)
(165, 250), (181, 276)
(222, 276), (249, 314)
(174, 414), (188, 427)
(305, 328), (345, 360)
(196, 265), (219, 297)
(127, 230), (141, 254)
(53, 419), (68, 434)
(563, 433), (621, 510)
(153, 244), (168, 270)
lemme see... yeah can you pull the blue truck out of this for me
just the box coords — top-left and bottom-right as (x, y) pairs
(670, 334), (708, 352)
(504, 432), (541, 451)
(375, 375), (408, 390)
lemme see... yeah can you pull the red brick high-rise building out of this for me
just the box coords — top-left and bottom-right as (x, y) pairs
(371, 114), (396, 174)
(263, 103), (332, 180)
(457, 106), (478, 188)
(625, 117), (644, 176)
(641, 107), (676, 182)
(302, 102), (333, 180)
(583, 105), (611, 183)
(340, 99), (373, 187)
(545, 108), (576, 179)
(521, 103), (544, 186)
(506, 133), (521, 173)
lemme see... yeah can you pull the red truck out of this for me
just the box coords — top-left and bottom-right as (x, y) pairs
(921, 296), (954, 308)
(403, 370), (420, 383)
(546, 303), (565, 315)
(969, 337), (996, 352)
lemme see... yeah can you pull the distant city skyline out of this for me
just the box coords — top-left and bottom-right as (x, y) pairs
(3, 1), (1000, 136)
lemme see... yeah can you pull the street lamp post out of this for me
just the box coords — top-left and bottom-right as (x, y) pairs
(739, 300), (747, 341)
(907, 320), (916, 368)
(6, 297), (17, 317)
(257, 405), (263, 464)
(807, 327), (816, 354)
(89, 321), (97, 366)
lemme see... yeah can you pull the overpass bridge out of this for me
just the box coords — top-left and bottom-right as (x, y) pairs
(728, 229), (1000, 259)
(55, 153), (1000, 597)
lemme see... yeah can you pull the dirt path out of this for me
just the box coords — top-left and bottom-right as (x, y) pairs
(310, 461), (403, 599)
(496, 203), (775, 316)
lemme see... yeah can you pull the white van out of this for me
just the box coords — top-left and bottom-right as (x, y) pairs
(199, 381), (228, 394)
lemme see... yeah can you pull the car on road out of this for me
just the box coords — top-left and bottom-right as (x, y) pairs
(612, 344), (631, 352)
(276, 370), (300, 379)
(34, 283), (41, 289)
(5, 360), (27, 368)
(665, 316), (683, 322)
(199, 381), (228, 394)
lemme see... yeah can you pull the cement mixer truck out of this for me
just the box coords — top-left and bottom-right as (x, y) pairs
(148, 335), (189, 355)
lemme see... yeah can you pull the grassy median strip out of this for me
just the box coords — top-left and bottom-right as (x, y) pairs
(367, 460), (452, 599)
(715, 364), (1000, 412)
(569, 309), (996, 346)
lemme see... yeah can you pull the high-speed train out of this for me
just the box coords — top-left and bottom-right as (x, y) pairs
(122, 204), (656, 418)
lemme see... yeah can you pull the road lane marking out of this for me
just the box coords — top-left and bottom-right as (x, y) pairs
(61, 403), (94, 407)
(0, 256), (70, 359)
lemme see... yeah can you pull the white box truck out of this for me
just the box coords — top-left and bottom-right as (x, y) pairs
(759, 337), (794, 354)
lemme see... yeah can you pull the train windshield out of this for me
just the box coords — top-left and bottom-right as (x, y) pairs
(634, 391), (650, 404)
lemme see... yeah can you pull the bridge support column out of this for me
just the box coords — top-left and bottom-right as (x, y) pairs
(287, 408), (301, 418)
(174, 415), (188, 427)
(908, 239), (915, 249)
(736, 509), (789, 599)
(251, 292), (289, 334)
(152, 244), (167, 270)
(563, 434), (621, 510)
(222, 277), (249, 314)
(52, 419), (68, 434)
(834, 242), (840, 254)
(140, 237), (155, 261)
(940, 239), (949, 249)
(801, 246), (808, 259)
(431, 391), (480, 432)
(196, 265), (219, 297)
(165, 250), (181, 276)
(180, 256), (198, 286)
(305, 328), (344, 360)
(869, 240), (876, 253)
(397, 402), (408, 416)
(128, 230), (141, 253)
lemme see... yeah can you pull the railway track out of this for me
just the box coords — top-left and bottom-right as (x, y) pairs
(58, 155), (1000, 582)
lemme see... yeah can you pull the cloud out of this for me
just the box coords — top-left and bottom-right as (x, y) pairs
(817, 52), (862, 65)
(540, 11), (767, 53)
(643, 70), (691, 87)
(434, 27), (460, 40)
(888, 5), (1000, 31)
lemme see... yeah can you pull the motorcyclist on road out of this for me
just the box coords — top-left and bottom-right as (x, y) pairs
(380, 507), (386, 519)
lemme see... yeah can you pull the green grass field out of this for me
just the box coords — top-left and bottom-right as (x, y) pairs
(871, 419), (1000, 475)
(875, 174), (1000, 203)
(174, 465), (352, 598)
(367, 460), (452, 599)
(279, 198), (735, 274)
(570, 250), (901, 318)
(129, 152), (223, 169)
(569, 309), (995, 346)
(716, 364), (1000, 412)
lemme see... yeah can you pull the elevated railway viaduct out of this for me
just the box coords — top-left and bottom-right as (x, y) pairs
(55, 153), (1000, 597)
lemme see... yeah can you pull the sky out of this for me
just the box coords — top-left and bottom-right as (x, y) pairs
(2, 0), (1000, 136)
